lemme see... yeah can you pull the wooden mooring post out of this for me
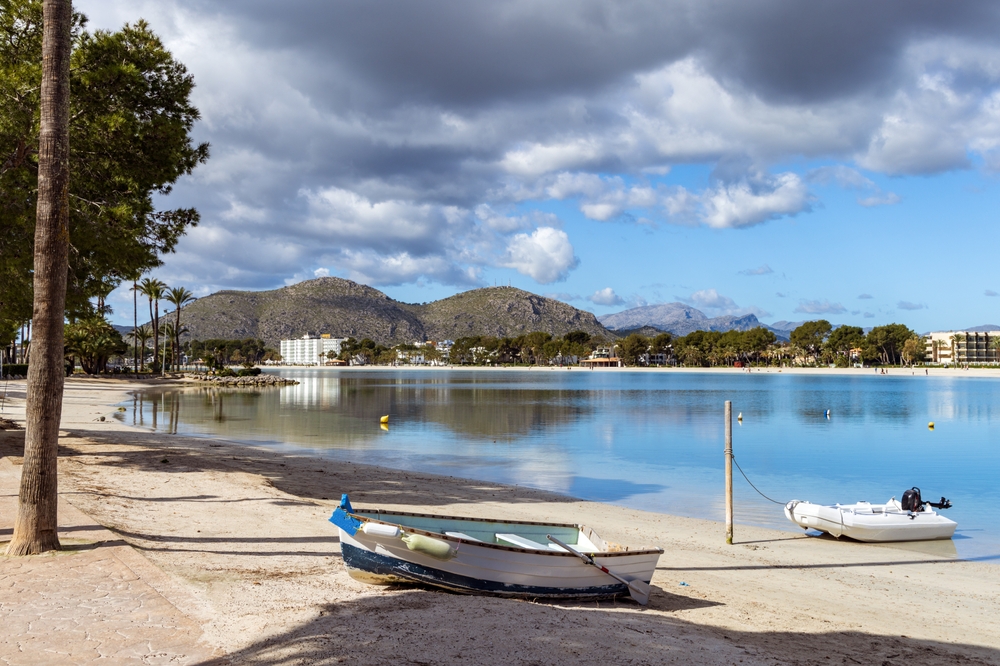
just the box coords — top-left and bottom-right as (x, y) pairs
(725, 400), (733, 544)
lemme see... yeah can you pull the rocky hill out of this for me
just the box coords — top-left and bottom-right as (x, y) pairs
(171, 278), (612, 347)
(411, 287), (608, 341)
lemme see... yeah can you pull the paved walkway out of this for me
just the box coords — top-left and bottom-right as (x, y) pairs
(0, 454), (217, 665)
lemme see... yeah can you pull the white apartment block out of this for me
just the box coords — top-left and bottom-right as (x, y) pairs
(279, 335), (347, 365)
(925, 330), (1000, 365)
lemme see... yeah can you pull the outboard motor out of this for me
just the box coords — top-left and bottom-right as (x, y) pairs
(902, 486), (952, 511)
(901, 487), (922, 511)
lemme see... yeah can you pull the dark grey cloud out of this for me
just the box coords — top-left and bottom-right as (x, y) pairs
(200, 1), (1000, 107)
(79, 0), (1000, 297)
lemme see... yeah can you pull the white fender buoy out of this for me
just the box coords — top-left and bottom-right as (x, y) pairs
(363, 522), (401, 538)
(737, 412), (743, 421)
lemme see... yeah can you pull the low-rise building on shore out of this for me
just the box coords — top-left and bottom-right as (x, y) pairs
(925, 330), (1000, 365)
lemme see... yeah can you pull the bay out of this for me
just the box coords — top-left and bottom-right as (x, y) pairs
(119, 368), (1000, 560)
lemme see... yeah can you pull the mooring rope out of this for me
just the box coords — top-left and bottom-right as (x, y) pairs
(731, 455), (786, 505)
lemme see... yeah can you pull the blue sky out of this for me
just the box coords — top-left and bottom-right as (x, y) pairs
(79, 1), (1000, 332)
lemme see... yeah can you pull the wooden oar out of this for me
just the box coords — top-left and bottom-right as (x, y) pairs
(547, 535), (651, 605)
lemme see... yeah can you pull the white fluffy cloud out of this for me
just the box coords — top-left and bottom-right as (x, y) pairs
(665, 172), (810, 229)
(502, 227), (579, 284)
(686, 288), (739, 311)
(678, 288), (770, 318)
(589, 288), (625, 306)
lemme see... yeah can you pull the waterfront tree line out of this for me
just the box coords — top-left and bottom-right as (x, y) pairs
(443, 321), (927, 368)
(0, 319), (939, 378)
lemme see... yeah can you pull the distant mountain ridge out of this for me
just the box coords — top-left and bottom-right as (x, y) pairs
(599, 303), (789, 340)
(169, 278), (612, 347)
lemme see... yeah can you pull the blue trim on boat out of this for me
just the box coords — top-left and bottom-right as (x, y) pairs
(341, 543), (628, 600)
(329, 495), (361, 536)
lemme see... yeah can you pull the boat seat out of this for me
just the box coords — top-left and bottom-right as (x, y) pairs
(495, 533), (550, 550)
(444, 531), (482, 542)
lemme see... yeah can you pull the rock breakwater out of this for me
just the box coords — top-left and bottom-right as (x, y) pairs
(186, 373), (299, 387)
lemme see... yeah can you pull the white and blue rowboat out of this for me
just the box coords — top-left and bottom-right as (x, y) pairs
(330, 495), (663, 604)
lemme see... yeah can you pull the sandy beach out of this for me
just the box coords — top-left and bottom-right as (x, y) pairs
(1, 375), (999, 665)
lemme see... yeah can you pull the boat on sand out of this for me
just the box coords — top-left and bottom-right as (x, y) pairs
(329, 495), (662, 604)
(784, 492), (956, 543)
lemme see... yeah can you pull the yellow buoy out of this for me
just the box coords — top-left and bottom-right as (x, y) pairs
(379, 415), (389, 424)
(928, 422), (935, 429)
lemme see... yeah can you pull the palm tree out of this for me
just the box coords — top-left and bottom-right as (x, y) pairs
(8, 0), (73, 557)
(930, 339), (943, 364)
(949, 333), (965, 367)
(165, 286), (195, 372)
(990, 336), (1000, 366)
(161, 322), (188, 371)
(128, 324), (153, 371)
(130, 277), (140, 373)
(139, 277), (166, 373)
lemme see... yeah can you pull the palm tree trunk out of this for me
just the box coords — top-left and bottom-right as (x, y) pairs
(132, 280), (138, 373)
(153, 300), (159, 374)
(7, 0), (72, 556)
(175, 308), (181, 371)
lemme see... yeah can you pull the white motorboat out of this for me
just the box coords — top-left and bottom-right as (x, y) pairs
(784, 493), (956, 543)
(330, 495), (663, 604)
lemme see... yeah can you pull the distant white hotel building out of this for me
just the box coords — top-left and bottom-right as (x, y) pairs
(280, 334), (347, 365)
(925, 330), (1000, 365)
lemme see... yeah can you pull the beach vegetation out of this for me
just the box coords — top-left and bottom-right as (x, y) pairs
(0, 4), (208, 339)
(790, 320), (832, 358)
(866, 323), (917, 366)
(188, 338), (273, 369)
(64, 317), (127, 374)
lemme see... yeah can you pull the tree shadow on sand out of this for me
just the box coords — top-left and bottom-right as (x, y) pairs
(44, 428), (588, 509)
(190, 586), (998, 666)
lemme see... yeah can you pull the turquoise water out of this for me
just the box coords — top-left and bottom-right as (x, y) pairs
(119, 369), (1000, 560)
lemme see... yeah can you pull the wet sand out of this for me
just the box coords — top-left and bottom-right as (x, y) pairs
(1, 376), (998, 665)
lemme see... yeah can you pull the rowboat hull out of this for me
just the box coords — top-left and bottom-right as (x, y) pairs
(785, 499), (957, 542)
(331, 496), (662, 602)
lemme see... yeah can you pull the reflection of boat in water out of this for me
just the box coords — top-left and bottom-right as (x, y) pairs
(785, 495), (957, 543)
(330, 495), (662, 604)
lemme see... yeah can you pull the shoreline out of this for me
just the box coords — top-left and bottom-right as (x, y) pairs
(2, 377), (999, 663)
(262, 363), (1000, 378)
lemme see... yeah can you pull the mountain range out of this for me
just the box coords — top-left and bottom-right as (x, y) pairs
(169, 277), (611, 347)
(126, 277), (999, 347)
(599, 303), (791, 340)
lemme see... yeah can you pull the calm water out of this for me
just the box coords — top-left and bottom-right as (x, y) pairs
(118, 369), (1000, 560)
